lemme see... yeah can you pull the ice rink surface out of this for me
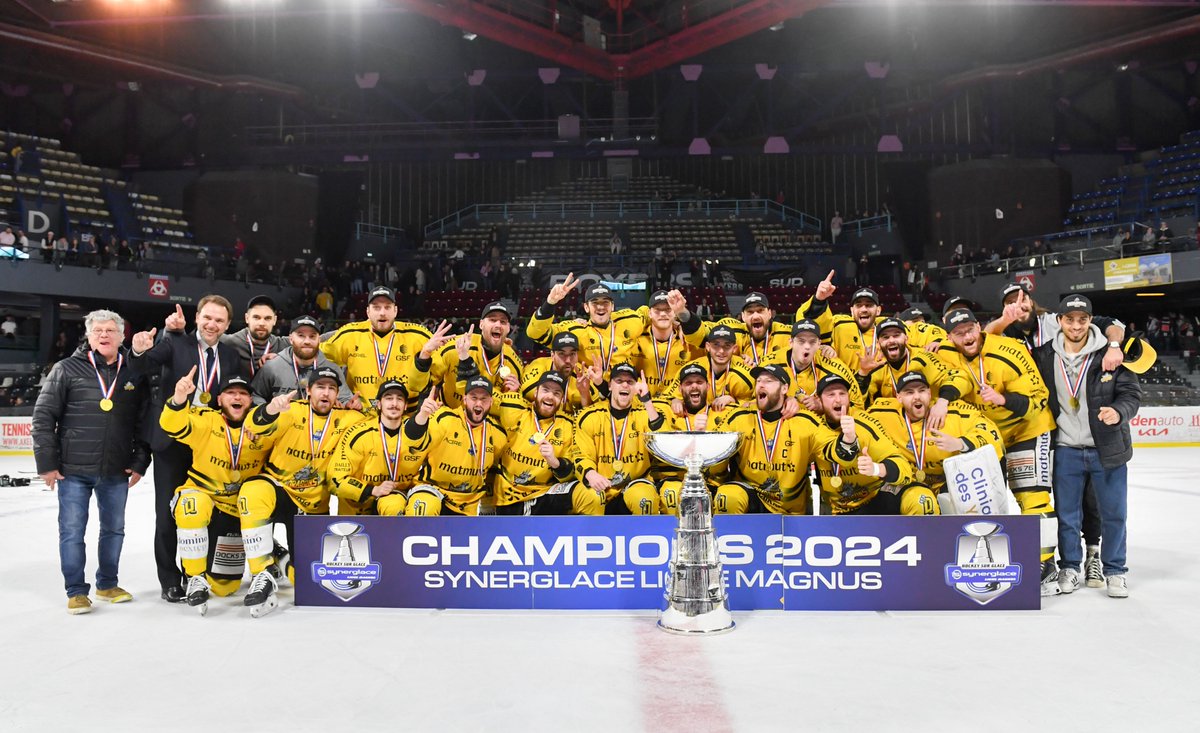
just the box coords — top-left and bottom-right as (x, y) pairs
(2, 449), (1198, 733)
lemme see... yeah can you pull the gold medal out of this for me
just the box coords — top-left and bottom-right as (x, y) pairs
(498, 366), (513, 379)
(531, 431), (546, 443)
(99, 398), (113, 412)
(200, 391), (212, 403)
(230, 470), (242, 483)
(1069, 397), (1080, 411)
(829, 475), (843, 489)
(915, 469), (926, 483)
(612, 460), (625, 473)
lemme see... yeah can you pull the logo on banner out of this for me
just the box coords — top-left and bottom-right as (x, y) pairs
(944, 521), (1023, 605)
(1014, 271), (1036, 292)
(149, 274), (169, 298)
(311, 522), (382, 602)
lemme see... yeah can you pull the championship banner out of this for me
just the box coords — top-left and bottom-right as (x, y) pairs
(1103, 253), (1172, 290)
(0, 416), (32, 455)
(294, 514), (1040, 611)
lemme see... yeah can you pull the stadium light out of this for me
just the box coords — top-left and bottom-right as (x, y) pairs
(1028, 257), (1037, 267)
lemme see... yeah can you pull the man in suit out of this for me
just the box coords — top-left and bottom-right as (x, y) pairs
(131, 295), (248, 602)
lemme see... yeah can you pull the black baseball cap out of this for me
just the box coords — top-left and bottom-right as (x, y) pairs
(1058, 294), (1093, 316)
(895, 370), (929, 392)
(897, 307), (925, 322)
(368, 286), (396, 303)
(751, 363), (791, 386)
(289, 315), (320, 333)
(376, 379), (407, 400)
(876, 317), (907, 335)
(678, 363), (708, 382)
(609, 363), (638, 381)
(941, 295), (970, 316)
(944, 308), (979, 330)
(535, 371), (567, 392)
(217, 376), (252, 395)
(649, 290), (670, 307)
(851, 288), (880, 305)
(1001, 282), (1030, 303)
(481, 301), (511, 320)
(791, 319), (821, 338)
(246, 294), (276, 312)
(552, 332), (580, 351)
(464, 376), (493, 395)
(585, 283), (614, 302)
(308, 365), (342, 387)
(742, 292), (771, 311)
(816, 374), (852, 395)
(706, 324), (738, 343)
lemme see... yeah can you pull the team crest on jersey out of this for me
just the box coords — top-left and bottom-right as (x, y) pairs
(944, 521), (1023, 605)
(293, 464), (320, 484)
(512, 470), (533, 486)
(311, 522), (381, 603)
(760, 478), (781, 497)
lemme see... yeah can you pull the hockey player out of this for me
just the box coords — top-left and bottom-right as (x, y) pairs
(714, 364), (849, 515)
(809, 373), (924, 515)
(859, 317), (971, 428)
(571, 363), (663, 515)
(649, 363), (730, 514)
(237, 366), (369, 616)
(250, 315), (353, 405)
(526, 275), (647, 378)
(868, 370), (1004, 496)
(319, 286), (433, 404)
(662, 324), (755, 413)
(161, 372), (273, 614)
(494, 371), (598, 515)
(679, 291), (794, 366)
(760, 319), (861, 414)
(430, 302), (524, 408)
(223, 294), (287, 378)
(402, 375), (509, 516)
(938, 307), (1061, 595)
(330, 379), (420, 517)
(520, 332), (593, 415)
(633, 290), (701, 397)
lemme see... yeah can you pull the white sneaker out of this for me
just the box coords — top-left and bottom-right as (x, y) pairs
(1040, 560), (1061, 597)
(1084, 546), (1104, 588)
(1106, 574), (1129, 599)
(1058, 568), (1081, 595)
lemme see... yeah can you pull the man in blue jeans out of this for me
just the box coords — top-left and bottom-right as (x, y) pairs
(1032, 295), (1141, 598)
(32, 309), (151, 614)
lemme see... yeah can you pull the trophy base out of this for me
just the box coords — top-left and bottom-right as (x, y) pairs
(657, 606), (735, 635)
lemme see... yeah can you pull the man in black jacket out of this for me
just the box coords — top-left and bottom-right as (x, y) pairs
(1033, 295), (1142, 599)
(130, 295), (247, 601)
(33, 309), (151, 615)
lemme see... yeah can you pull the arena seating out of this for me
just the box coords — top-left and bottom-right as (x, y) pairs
(514, 175), (705, 203)
(0, 131), (121, 235)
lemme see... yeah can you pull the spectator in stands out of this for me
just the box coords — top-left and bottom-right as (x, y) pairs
(1111, 229), (1127, 250)
(16, 229), (28, 252)
(830, 211), (843, 244)
(316, 285), (334, 322)
(610, 232), (624, 259)
(1141, 224), (1156, 247)
(0, 227), (13, 250)
(690, 258), (702, 286)
(710, 259), (724, 288)
(53, 234), (68, 269)
(40, 231), (54, 264)
(775, 190), (785, 206)
(755, 237), (769, 259)
(1, 314), (16, 340)
(857, 254), (870, 286)
(117, 239), (133, 268)
(479, 260), (493, 290)
(67, 236), (80, 266)
(1031, 239), (1046, 256)
(1157, 220), (1174, 243)
(1181, 326), (1199, 374)
(136, 241), (151, 263)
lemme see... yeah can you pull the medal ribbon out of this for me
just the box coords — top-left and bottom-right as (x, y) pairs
(595, 322), (617, 372)
(380, 420), (401, 481)
(902, 413), (927, 474)
(226, 423), (244, 474)
(610, 413), (630, 465)
(789, 357), (818, 396)
(708, 359), (729, 398)
(966, 356), (987, 391)
(886, 352), (912, 397)
(373, 331), (396, 379)
(755, 412), (782, 466)
(196, 344), (219, 395)
(747, 335), (763, 366)
(309, 405), (331, 463)
(528, 409), (550, 444)
(462, 415), (488, 473)
(247, 334), (272, 376)
(651, 331), (675, 380)
(1056, 352), (1093, 408)
(480, 340), (504, 379)
(87, 351), (123, 404)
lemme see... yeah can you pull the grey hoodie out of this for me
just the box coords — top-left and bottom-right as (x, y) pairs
(1050, 324), (1106, 448)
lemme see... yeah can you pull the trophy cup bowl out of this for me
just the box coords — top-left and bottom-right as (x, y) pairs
(648, 431), (740, 635)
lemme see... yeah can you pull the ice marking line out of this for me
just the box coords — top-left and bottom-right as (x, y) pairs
(634, 621), (733, 733)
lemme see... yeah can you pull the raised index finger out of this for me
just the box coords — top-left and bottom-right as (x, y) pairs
(186, 365), (197, 379)
(824, 269), (835, 282)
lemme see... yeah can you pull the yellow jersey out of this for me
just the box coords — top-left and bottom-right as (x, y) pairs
(319, 319), (433, 401)
(683, 316), (794, 366)
(404, 406), (509, 515)
(721, 407), (843, 513)
(811, 410), (914, 514)
(493, 393), (577, 506)
(430, 335), (524, 409)
(632, 329), (704, 397)
(159, 401), (274, 517)
(648, 400), (731, 485)
(329, 419), (423, 514)
(934, 334), (1055, 445)
(526, 308), (648, 376)
(861, 348), (972, 406)
(519, 357), (593, 415)
(867, 398), (1004, 492)
(761, 352), (863, 407)
(661, 355), (755, 406)
(248, 401), (370, 514)
(571, 402), (656, 497)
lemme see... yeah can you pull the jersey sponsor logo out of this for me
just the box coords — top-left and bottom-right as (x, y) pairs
(944, 521), (1023, 605)
(311, 522), (381, 602)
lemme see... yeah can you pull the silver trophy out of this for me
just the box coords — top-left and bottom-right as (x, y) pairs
(647, 431), (740, 635)
(964, 521), (1003, 593)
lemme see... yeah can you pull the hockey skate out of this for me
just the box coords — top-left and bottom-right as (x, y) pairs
(244, 570), (279, 618)
(185, 575), (211, 616)
(1040, 559), (1061, 597)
